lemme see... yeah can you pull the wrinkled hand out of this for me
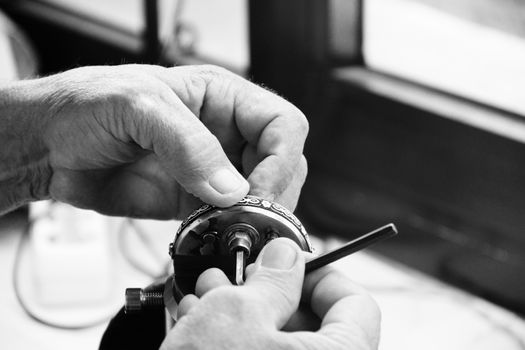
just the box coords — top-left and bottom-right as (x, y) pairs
(162, 238), (381, 350)
(6, 64), (308, 218)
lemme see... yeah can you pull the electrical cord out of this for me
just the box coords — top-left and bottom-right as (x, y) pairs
(118, 219), (172, 279)
(12, 205), (171, 330)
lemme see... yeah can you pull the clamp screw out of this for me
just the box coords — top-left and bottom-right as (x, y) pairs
(125, 288), (164, 314)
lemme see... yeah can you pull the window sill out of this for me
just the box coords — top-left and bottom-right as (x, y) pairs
(333, 67), (525, 145)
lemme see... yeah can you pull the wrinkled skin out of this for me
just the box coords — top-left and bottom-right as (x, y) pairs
(162, 238), (381, 350)
(0, 64), (308, 218)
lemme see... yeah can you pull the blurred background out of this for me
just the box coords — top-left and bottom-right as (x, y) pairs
(0, 0), (524, 349)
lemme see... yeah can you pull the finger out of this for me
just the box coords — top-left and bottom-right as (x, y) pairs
(195, 267), (231, 298)
(244, 251), (309, 293)
(243, 122), (308, 208)
(146, 65), (308, 206)
(303, 267), (381, 349)
(176, 294), (199, 319)
(264, 155), (307, 211)
(241, 147), (308, 211)
(50, 154), (180, 219)
(282, 303), (321, 332)
(244, 238), (305, 329)
(119, 83), (249, 208)
(238, 103), (308, 206)
(244, 263), (256, 279)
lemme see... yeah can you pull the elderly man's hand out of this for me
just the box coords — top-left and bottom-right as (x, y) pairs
(162, 238), (381, 350)
(0, 65), (308, 217)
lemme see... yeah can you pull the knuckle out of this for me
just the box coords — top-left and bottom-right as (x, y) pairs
(298, 155), (308, 182)
(124, 88), (155, 109)
(92, 78), (158, 113)
(196, 64), (232, 80)
(205, 287), (252, 314)
(294, 109), (310, 138)
(278, 105), (309, 141)
(320, 267), (347, 284)
(361, 293), (381, 320)
(250, 272), (299, 306)
(311, 268), (351, 299)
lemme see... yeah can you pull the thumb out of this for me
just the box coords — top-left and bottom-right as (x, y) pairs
(125, 92), (249, 207)
(245, 238), (305, 329)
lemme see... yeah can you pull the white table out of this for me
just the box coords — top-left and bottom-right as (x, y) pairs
(1, 211), (524, 350)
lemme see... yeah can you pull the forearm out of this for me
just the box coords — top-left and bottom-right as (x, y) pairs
(0, 80), (51, 214)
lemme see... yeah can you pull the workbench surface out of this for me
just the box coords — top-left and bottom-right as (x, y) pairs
(1, 212), (524, 350)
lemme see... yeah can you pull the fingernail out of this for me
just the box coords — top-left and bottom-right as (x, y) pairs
(209, 169), (244, 194)
(261, 239), (298, 270)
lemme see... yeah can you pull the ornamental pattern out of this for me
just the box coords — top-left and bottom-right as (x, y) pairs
(174, 195), (311, 249)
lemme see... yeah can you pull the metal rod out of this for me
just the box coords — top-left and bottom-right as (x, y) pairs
(305, 223), (398, 274)
(235, 250), (246, 285)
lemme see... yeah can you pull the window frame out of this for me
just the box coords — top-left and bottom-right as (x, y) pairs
(0, 0), (161, 68)
(249, 0), (525, 313)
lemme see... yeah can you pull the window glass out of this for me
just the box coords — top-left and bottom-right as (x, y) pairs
(39, 0), (145, 34)
(365, 0), (525, 116)
(0, 27), (17, 81)
(35, 0), (179, 38)
(30, 0), (249, 70)
(178, 0), (249, 70)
